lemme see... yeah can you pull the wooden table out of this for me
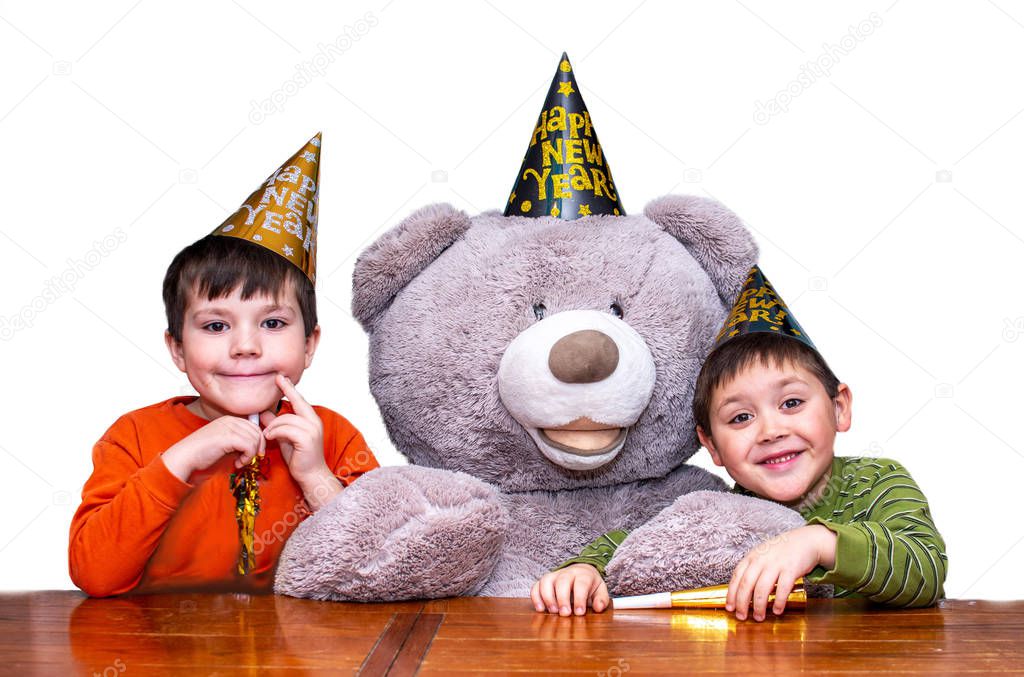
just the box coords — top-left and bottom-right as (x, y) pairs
(1, 592), (1021, 675)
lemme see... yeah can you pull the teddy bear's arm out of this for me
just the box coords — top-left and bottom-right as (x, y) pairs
(605, 490), (806, 595)
(274, 465), (509, 601)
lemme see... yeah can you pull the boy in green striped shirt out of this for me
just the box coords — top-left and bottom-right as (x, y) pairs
(531, 267), (947, 620)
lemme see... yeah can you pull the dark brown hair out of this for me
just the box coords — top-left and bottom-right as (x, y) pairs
(693, 332), (839, 433)
(163, 235), (317, 342)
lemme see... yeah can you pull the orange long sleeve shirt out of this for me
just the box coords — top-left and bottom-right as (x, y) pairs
(69, 396), (379, 597)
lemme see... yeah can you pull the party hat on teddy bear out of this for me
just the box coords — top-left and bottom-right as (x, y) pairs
(212, 132), (321, 283)
(712, 266), (816, 351)
(504, 53), (625, 219)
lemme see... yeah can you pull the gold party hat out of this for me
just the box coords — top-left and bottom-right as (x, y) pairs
(213, 133), (321, 282)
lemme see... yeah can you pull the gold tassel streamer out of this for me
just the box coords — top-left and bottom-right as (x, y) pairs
(230, 456), (264, 575)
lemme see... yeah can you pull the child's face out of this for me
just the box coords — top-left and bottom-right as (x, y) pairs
(166, 282), (319, 420)
(697, 359), (851, 506)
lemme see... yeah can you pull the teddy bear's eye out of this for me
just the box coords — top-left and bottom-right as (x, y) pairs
(533, 303), (547, 320)
(610, 302), (624, 319)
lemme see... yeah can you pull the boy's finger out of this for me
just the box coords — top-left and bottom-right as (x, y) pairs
(230, 427), (258, 466)
(263, 415), (318, 450)
(554, 575), (574, 616)
(726, 560), (748, 611)
(276, 374), (317, 420)
(772, 575), (796, 615)
(530, 582), (544, 613)
(234, 447), (255, 468)
(751, 572), (778, 621)
(263, 422), (308, 445)
(263, 415), (314, 435)
(592, 582), (610, 613)
(572, 577), (591, 615)
(734, 566), (759, 620)
(539, 577), (558, 613)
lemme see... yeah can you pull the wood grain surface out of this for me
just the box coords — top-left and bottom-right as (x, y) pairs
(1, 592), (1020, 675)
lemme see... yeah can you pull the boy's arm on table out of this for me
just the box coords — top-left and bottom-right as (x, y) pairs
(806, 460), (947, 607)
(555, 529), (630, 576)
(68, 432), (191, 597)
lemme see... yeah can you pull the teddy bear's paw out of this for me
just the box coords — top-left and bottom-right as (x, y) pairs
(606, 490), (805, 596)
(274, 466), (508, 601)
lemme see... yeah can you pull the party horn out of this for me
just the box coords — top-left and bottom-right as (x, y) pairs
(612, 578), (806, 610)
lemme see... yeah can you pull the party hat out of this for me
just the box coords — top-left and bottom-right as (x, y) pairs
(504, 53), (625, 219)
(713, 266), (815, 351)
(213, 133), (321, 282)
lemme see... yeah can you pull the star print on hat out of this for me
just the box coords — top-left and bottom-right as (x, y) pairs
(503, 53), (625, 219)
(213, 132), (321, 282)
(713, 266), (816, 351)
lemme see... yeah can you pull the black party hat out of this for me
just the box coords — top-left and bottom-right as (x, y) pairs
(713, 266), (816, 351)
(504, 53), (625, 219)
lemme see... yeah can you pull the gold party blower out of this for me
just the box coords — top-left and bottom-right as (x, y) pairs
(612, 579), (807, 610)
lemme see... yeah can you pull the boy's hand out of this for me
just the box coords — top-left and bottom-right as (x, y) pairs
(162, 415), (265, 481)
(726, 524), (837, 621)
(261, 374), (340, 511)
(531, 563), (609, 616)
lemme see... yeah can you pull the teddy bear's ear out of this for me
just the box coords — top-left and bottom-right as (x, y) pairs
(644, 195), (758, 306)
(352, 203), (472, 331)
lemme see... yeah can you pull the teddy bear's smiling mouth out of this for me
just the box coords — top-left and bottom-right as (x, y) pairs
(539, 428), (627, 455)
(538, 418), (627, 456)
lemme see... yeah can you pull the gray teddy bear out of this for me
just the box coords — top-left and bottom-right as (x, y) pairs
(274, 195), (804, 601)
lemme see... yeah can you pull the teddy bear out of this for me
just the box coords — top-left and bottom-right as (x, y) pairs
(274, 54), (803, 601)
(273, 195), (803, 601)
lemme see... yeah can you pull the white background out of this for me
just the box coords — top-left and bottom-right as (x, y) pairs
(1, 0), (1021, 599)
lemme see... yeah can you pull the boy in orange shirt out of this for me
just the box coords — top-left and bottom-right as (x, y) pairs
(69, 134), (378, 596)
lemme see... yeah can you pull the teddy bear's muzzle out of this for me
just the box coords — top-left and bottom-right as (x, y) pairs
(497, 309), (657, 471)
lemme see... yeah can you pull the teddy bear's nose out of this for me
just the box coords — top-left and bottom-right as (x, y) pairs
(548, 330), (620, 384)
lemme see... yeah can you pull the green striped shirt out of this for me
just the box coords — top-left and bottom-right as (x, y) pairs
(559, 456), (947, 607)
